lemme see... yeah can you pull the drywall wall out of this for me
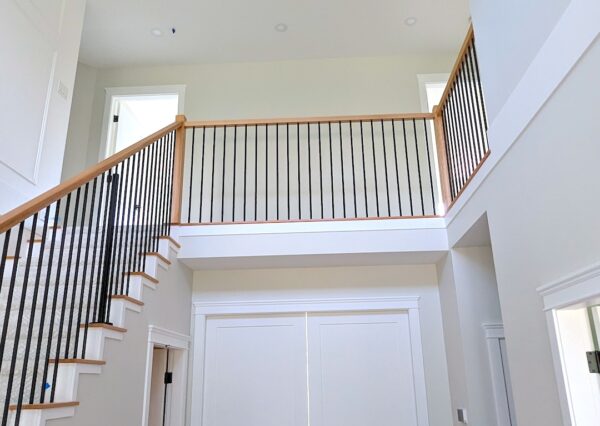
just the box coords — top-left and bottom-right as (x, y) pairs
(62, 63), (98, 181)
(470, 0), (571, 122)
(437, 246), (503, 426)
(446, 35), (600, 426)
(192, 264), (453, 426)
(49, 249), (193, 426)
(60, 52), (454, 178)
(0, 0), (86, 214)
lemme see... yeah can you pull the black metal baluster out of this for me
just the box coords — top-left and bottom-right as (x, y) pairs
(286, 124), (290, 220)
(187, 128), (196, 222)
(221, 126), (227, 222)
(16, 208), (50, 415)
(359, 121), (368, 217)
(471, 43), (489, 137)
(3, 218), (35, 423)
(443, 103), (460, 198)
(348, 121), (357, 217)
(457, 61), (478, 173)
(328, 122), (335, 218)
(78, 178), (98, 359)
(379, 121), (391, 216)
(338, 122), (347, 218)
(423, 119), (437, 215)
(276, 124), (279, 220)
(468, 45), (488, 152)
(31, 204), (60, 402)
(65, 183), (90, 358)
(412, 119), (425, 216)
(243, 125), (248, 222)
(255, 126), (258, 221)
(199, 127), (207, 223)
(464, 47), (484, 161)
(0, 222), (25, 374)
(232, 126), (237, 222)
(265, 125), (269, 220)
(58, 188), (82, 362)
(41, 195), (71, 403)
(166, 131), (177, 235)
(307, 123), (313, 219)
(96, 173), (120, 325)
(369, 120), (380, 217)
(391, 121), (403, 216)
(0, 229), (10, 293)
(210, 127), (217, 223)
(401, 120), (414, 215)
(318, 122), (324, 218)
(296, 123), (301, 219)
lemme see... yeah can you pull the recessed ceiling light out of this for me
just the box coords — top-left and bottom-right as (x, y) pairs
(404, 17), (418, 26)
(274, 23), (288, 33)
(151, 28), (163, 37)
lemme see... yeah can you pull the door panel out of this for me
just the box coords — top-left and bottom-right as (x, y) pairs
(307, 311), (419, 426)
(203, 314), (308, 426)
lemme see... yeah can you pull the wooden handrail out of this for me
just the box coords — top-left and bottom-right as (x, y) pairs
(0, 121), (182, 234)
(437, 24), (474, 111)
(184, 112), (434, 128)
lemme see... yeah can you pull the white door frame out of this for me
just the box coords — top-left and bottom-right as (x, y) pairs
(142, 325), (190, 426)
(537, 260), (600, 426)
(99, 85), (186, 160)
(190, 296), (429, 426)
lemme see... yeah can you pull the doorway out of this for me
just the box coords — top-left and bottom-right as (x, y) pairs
(149, 346), (174, 426)
(100, 85), (185, 159)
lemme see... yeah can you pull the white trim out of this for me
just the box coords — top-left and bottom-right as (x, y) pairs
(483, 322), (505, 339)
(537, 260), (600, 310)
(417, 73), (450, 113)
(482, 323), (513, 426)
(99, 85), (186, 160)
(537, 260), (600, 426)
(445, 0), (600, 228)
(193, 296), (420, 316)
(142, 326), (190, 426)
(190, 296), (428, 426)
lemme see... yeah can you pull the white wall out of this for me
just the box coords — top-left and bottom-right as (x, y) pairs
(60, 52), (454, 178)
(437, 246), (503, 426)
(62, 62), (98, 181)
(469, 0), (571, 122)
(445, 34), (600, 426)
(0, 0), (86, 214)
(49, 251), (193, 426)
(192, 264), (453, 426)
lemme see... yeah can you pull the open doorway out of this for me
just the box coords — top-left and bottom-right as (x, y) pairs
(100, 85), (185, 159)
(143, 326), (189, 426)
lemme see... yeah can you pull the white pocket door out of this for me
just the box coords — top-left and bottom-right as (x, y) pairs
(307, 312), (420, 426)
(203, 314), (308, 426)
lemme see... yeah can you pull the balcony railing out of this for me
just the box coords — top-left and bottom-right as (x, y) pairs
(180, 114), (440, 224)
(174, 27), (487, 225)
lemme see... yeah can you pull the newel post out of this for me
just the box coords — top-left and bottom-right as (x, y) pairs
(171, 114), (187, 225)
(432, 106), (452, 211)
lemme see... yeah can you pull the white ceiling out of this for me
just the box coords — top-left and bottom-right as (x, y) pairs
(79, 0), (470, 68)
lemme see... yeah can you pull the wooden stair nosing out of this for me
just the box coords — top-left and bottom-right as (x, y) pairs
(48, 358), (106, 366)
(111, 294), (144, 306)
(9, 401), (79, 411)
(155, 235), (181, 249)
(80, 323), (127, 333)
(142, 252), (171, 265)
(124, 271), (159, 284)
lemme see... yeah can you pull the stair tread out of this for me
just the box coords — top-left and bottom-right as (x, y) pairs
(9, 401), (79, 410)
(80, 323), (127, 333)
(124, 271), (159, 284)
(48, 358), (106, 365)
(156, 235), (181, 248)
(111, 294), (144, 306)
(143, 252), (171, 265)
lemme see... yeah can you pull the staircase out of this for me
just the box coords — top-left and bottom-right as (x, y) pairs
(0, 119), (185, 425)
(3, 232), (179, 425)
